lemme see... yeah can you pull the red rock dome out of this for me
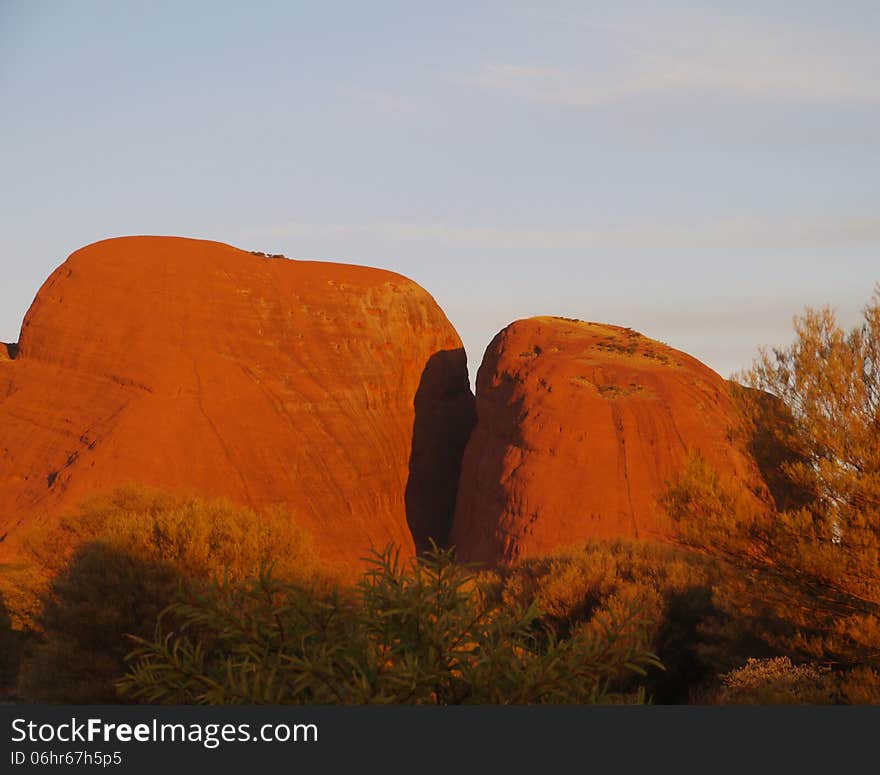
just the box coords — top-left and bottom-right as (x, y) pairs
(450, 316), (769, 565)
(0, 236), (475, 571)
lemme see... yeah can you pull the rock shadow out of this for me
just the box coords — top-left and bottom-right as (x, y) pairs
(729, 383), (813, 511)
(405, 348), (476, 553)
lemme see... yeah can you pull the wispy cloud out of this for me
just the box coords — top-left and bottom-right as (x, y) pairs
(462, 10), (879, 106)
(252, 214), (880, 251)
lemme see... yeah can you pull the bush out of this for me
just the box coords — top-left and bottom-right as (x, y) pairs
(709, 657), (838, 705)
(659, 453), (880, 690)
(481, 540), (717, 703)
(24, 485), (316, 585)
(838, 667), (880, 705)
(18, 486), (316, 702)
(120, 544), (661, 705)
(703, 657), (880, 705)
(19, 543), (181, 703)
(0, 592), (29, 699)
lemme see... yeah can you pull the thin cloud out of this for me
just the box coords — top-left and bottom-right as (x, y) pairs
(463, 10), (879, 106)
(252, 215), (880, 251)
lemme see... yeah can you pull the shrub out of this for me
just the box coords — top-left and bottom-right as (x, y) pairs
(659, 454), (880, 687)
(18, 486), (316, 703)
(24, 485), (316, 584)
(483, 540), (717, 703)
(838, 667), (880, 705)
(19, 542), (181, 703)
(0, 592), (29, 699)
(120, 544), (661, 704)
(709, 657), (838, 705)
(704, 657), (880, 705)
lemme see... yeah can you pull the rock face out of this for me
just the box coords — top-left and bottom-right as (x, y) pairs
(0, 236), (475, 570)
(450, 316), (769, 566)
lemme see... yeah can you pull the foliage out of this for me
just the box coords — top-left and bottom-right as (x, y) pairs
(120, 544), (661, 705)
(0, 563), (43, 633)
(24, 485), (316, 585)
(659, 450), (880, 675)
(19, 542), (181, 703)
(0, 592), (30, 699)
(658, 453), (765, 558)
(701, 657), (880, 705)
(710, 657), (837, 705)
(483, 540), (721, 703)
(737, 288), (880, 600)
(18, 486), (316, 703)
(652, 290), (880, 697)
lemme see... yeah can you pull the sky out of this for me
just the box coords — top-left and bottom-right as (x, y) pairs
(2, 1), (879, 383)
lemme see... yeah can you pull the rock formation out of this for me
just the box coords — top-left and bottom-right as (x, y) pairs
(450, 316), (770, 565)
(0, 236), (475, 571)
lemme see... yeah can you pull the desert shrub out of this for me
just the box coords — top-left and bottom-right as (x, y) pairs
(703, 657), (880, 705)
(483, 540), (718, 703)
(120, 544), (661, 705)
(18, 486), (316, 703)
(0, 592), (30, 699)
(659, 452), (880, 692)
(19, 542), (182, 703)
(0, 562), (44, 633)
(709, 657), (838, 705)
(837, 666), (880, 705)
(24, 485), (316, 585)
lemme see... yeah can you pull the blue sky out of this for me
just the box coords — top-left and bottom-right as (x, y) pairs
(2, 1), (878, 381)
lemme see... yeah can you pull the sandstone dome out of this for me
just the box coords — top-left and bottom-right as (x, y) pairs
(450, 316), (770, 565)
(0, 236), (475, 571)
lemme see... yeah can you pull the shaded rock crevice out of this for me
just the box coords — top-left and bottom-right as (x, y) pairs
(405, 348), (476, 552)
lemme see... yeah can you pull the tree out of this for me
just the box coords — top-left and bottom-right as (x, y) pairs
(658, 289), (880, 681)
(739, 287), (880, 600)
